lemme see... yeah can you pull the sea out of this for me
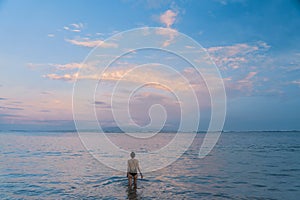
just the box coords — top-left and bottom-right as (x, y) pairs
(0, 131), (299, 200)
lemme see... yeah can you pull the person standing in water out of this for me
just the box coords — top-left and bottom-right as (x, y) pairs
(127, 152), (143, 187)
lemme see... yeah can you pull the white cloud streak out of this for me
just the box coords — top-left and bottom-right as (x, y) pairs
(49, 63), (87, 70)
(65, 38), (118, 48)
(27, 62), (87, 71)
(291, 80), (300, 86)
(47, 34), (55, 38)
(63, 23), (84, 32)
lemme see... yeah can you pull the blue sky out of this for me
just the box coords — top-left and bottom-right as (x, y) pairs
(0, 0), (299, 131)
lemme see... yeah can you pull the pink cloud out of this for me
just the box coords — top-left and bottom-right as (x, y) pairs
(65, 38), (118, 48)
(225, 71), (258, 94)
(243, 71), (257, 80)
(155, 27), (178, 47)
(157, 9), (179, 47)
(43, 73), (79, 81)
(160, 10), (177, 28)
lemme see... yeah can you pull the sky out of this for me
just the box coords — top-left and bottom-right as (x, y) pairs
(0, 0), (299, 131)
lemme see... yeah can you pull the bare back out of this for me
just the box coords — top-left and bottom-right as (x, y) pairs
(127, 158), (139, 173)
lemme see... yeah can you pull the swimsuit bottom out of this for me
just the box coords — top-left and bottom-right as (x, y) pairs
(129, 172), (137, 177)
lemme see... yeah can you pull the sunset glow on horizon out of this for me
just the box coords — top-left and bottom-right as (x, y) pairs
(0, 0), (299, 131)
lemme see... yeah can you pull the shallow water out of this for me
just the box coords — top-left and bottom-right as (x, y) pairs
(1, 131), (300, 199)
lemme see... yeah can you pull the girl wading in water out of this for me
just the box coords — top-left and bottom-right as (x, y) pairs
(127, 152), (143, 188)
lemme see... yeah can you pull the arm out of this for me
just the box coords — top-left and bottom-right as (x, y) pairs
(127, 160), (129, 177)
(136, 160), (143, 179)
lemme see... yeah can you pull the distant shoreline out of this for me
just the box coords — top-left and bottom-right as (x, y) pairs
(1, 129), (300, 133)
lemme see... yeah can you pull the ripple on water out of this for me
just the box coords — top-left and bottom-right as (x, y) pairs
(1, 132), (300, 199)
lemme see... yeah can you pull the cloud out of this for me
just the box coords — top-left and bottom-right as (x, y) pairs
(42, 63), (213, 100)
(94, 101), (106, 105)
(93, 101), (111, 109)
(41, 39), (271, 99)
(43, 71), (102, 82)
(143, 0), (173, 9)
(41, 64), (205, 96)
(128, 92), (181, 127)
(206, 41), (297, 97)
(43, 73), (79, 81)
(225, 71), (258, 94)
(40, 40), (270, 99)
(155, 27), (178, 47)
(291, 80), (300, 86)
(65, 38), (118, 48)
(23, 119), (75, 126)
(49, 63), (87, 70)
(0, 87), (74, 124)
(27, 62), (88, 71)
(100, 66), (199, 92)
(156, 9), (179, 47)
(237, 71), (257, 89)
(93, 91), (181, 130)
(63, 23), (84, 32)
(160, 9), (177, 28)
(207, 41), (300, 97)
(47, 34), (55, 38)
(39, 110), (50, 113)
(96, 32), (104, 36)
(27, 62), (45, 69)
(0, 104), (24, 123)
(35, 61), (99, 82)
(244, 71), (257, 79)
(0, 97), (7, 100)
(0, 106), (24, 111)
(40, 91), (53, 95)
(215, 0), (247, 5)
(217, 0), (228, 5)
(207, 41), (270, 70)
(0, 113), (23, 118)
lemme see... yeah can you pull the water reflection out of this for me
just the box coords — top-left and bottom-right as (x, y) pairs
(0, 132), (299, 199)
(126, 186), (141, 200)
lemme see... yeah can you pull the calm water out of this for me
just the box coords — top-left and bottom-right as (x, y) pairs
(1, 131), (299, 199)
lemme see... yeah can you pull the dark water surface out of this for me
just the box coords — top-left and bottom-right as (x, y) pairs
(1, 131), (299, 199)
